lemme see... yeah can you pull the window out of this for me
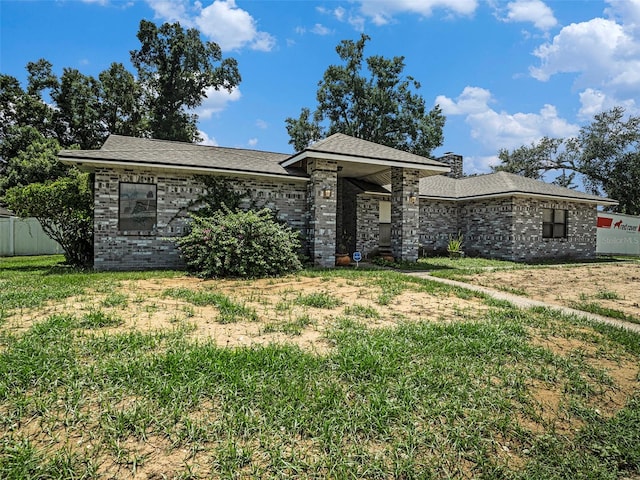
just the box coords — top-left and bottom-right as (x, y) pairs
(542, 208), (567, 238)
(119, 183), (157, 232)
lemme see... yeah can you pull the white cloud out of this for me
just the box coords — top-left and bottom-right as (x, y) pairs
(502, 0), (557, 30)
(529, 2), (640, 117)
(311, 23), (332, 35)
(357, 0), (478, 26)
(146, 0), (276, 52)
(530, 18), (636, 83)
(195, 86), (241, 119)
(317, 5), (365, 31)
(198, 130), (218, 146)
(578, 87), (638, 119)
(464, 155), (501, 175)
(248, 138), (258, 147)
(256, 119), (268, 129)
(146, 0), (193, 24)
(437, 86), (492, 115)
(605, 0), (640, 34)
(437, 86), (579, 151)
(195, 0), (276, 51)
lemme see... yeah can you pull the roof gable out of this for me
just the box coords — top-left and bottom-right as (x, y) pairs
(298, 133), (447, 166)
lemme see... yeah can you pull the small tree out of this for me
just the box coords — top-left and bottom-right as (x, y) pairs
(175, 208), (302, 278)
(4, 170), (94, 267)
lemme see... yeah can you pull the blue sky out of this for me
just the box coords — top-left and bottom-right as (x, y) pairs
(1, 0), (639, 175)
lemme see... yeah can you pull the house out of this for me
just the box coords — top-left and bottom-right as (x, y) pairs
(59, 134), (617, 270)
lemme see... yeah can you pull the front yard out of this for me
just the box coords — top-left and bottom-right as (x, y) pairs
(1, 256), (639, 479)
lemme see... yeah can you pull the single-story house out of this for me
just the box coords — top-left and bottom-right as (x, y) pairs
(59, 134), (617, 270)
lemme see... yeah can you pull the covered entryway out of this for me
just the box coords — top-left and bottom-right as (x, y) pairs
(280, 133), (450, 266)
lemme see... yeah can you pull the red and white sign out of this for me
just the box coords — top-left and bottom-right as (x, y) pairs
(596, 213), (640, 255)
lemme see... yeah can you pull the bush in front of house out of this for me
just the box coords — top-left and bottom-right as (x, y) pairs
(175, 208), (303, 278)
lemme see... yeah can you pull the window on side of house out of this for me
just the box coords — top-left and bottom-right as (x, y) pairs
(119, 182), (157, 232)
(542, 208), (567, 239)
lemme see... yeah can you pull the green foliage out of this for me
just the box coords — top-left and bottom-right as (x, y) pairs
(163, 287), (258, 323)
(0, 127), (65, 197)
(51, 67), (106, 149)
(98, 62), (147, 137)
(175, 208), (303, 278)
(79, 309), (123, 328)
(130, 20), (241, 142)
(447, 231), (464, 253)
(4, 170), (94, 267)
(190, 175), (248, 217)
(286, 34), (445, 157)
(294, 292), (343, 309)
(494, 107), (640, 214)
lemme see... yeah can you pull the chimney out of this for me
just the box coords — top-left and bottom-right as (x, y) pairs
(438, 152), (463, 179)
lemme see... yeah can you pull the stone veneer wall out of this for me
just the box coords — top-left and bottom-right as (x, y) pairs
(391, 167), (421, 261)
(306, 159), (338, 267)
(93, 167), (308, 270)
(455, 196), (597, 261)
(458, 198), (515, 259)
(339, 179), (359, 253)
(510, 197), (597, 261)
(419, 200), (460, 254)
(356, 193), (383, 257)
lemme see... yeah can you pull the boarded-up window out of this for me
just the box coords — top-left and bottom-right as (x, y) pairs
(119, 183), (157, 232)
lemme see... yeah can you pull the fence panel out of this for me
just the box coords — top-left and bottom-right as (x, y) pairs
(0, 217), (63, 256)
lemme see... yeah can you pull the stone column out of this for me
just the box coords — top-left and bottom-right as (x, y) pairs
(391, 167), (420, 261)
(307, 158), (338, 267)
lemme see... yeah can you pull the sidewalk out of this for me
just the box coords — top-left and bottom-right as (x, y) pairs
(406, 271), (640, 334)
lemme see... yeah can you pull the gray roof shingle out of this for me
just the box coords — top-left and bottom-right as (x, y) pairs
(60, 135), (306, 178)
(283, 133), (448, 169)
(420, 171), (617, 204)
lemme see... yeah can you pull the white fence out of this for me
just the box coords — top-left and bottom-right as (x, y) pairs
(0, 217), (63, 256)
(596, 212), (640, 256)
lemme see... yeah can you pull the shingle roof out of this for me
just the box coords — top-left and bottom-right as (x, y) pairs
(59, 135), (306, 179)
(420, 171), (618, 205)
(282, 133), (449, 169)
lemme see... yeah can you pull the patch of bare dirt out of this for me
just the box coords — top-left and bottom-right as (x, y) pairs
(2, 274), (489, 354)
(465, 262), (640, 320)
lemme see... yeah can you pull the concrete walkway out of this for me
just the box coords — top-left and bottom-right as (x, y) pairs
(406, 271), (640, 334)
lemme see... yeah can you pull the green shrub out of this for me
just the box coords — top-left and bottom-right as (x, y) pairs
(175, 208), (303, 278)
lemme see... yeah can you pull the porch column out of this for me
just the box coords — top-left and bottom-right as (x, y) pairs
(307, 158), (338, 267)
(391, 167), (420, 262)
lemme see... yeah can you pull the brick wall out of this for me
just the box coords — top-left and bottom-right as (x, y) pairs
(511, 197), (597, 261)
(391, 167), (421, 261)
(306, 159), (338, 267)
(458, 198), (515, 259)
(419, 196), (597, 261)
(419, 200), (460, 254)
(356, 194), (382, 257)
(93, 167), (308, 270)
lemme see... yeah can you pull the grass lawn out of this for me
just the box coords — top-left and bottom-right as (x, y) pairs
(1, 256), (639, 479)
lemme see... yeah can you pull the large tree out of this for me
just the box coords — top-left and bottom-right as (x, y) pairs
(494, 107), (640, 214)
(99, 62), (147, 138)
(286, 34), (445, 157)
(52, 68), (106, 150)
(130, 20), (241, 143)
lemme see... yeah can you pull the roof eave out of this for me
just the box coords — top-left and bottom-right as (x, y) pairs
(59, 155), (309, 182)
(280, 149), (450, 173)
(419, 191), (619, 205)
